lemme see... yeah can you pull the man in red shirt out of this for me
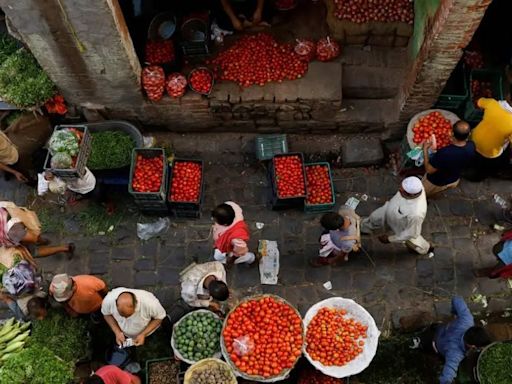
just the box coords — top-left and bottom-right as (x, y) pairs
(85, 365), (140, 384)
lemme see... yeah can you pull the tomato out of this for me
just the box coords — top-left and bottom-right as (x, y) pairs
(333, 0), (414, 24)
(142, 66), (165, 101)
(189, 68), (213, 94)
(131, 154), (164, 193)
(145, 40), (175, 65)
(316, 37), (341, 62)
(305, 164), (333, 205)
(412, 111), (453, 150)
(306, 307), (368, 367)
(471, 79), (493, 106)
(166, 73), (187, 98)
(223, 297), (303, 378)
(169, 161), (202, 202)
(273, 155), (306, 198)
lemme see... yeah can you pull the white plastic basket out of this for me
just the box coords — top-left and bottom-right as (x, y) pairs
(303, 297), (381, 379)
(406, 109), (460, 149)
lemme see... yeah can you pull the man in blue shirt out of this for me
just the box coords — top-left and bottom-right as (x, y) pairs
(411, 296), (491, 384)
(422, 120), (475, 197)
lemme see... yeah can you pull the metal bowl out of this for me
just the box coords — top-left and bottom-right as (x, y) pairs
(148, 12), (176, 40)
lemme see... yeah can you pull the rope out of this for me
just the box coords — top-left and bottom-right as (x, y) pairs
(56, 0), (86, 53)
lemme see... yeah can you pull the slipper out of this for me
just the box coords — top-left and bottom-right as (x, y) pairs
(67, 242), (75, 260)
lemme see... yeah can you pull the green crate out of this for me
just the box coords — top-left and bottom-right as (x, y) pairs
(145, 357), (181, 384)
(304, 162), (336, 213)
(128, 148), (167, 201)
(464, 69), (504, 124)
(435, 62), (468, 111)
(255, 134), (288, 161)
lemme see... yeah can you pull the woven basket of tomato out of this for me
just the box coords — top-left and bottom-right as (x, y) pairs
(188, 67), (214, 96)
(406, 109), (460, 150)
(269, 153), (306, 210)
(221, 295), (304, 382)
(129, 148), (167, 201)
(168, 159), (204, 218)
(304, 162), (335, 213)
(303, 297), (380, 379)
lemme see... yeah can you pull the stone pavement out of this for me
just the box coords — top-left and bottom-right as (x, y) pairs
(1, 162), (511, 334)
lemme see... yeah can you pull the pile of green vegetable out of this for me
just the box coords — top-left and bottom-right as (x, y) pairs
(0, 34), (55, 109)
(48, 127), (83, 169)
(87, 131), (135, 170)
(173, 311), (222, 362)
(0, 318), (30, 365)
(478, 342), (512, 384)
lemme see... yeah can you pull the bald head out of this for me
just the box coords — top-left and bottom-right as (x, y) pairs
(452, 120), (471, 142)
(116, 292), (136, 318)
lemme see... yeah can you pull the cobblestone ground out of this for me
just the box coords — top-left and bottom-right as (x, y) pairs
(1, 163), (511, 333)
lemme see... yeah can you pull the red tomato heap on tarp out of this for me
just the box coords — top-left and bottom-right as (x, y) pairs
(142, 66), (165, 101)
(189, 69), (213, 94)
(131, 154), (164, 193)
(316, 37), (341, 62)
(145, 40), (175, 65)
(169, 161), (202, 202)
(412, 111), (452, 149)
(306, 165), (333, 205)
(210, 33), (308, 87)
(274, 155), (306, 198)
(223, 296), (303, 378)
(333, 0), (414, 24)
(306, 307), (368, 367)
(166, 73), (187, 98)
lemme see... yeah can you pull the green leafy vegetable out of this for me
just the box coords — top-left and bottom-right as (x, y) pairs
(0, 345), (74, 384)
(49, 129), (79, 156)
(30, 310), (89, 363)
(478, 343), (512, 384)
(87, 131), (135, 170)
(0, 34), (19, 65)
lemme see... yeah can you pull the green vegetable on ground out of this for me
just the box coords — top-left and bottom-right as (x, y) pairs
(174, 311), (222, 362)
(0, 318), (30, 365)
(87, 131), (135, 170)
(478, 342), (512, 384)
(0, 34), (19, 65)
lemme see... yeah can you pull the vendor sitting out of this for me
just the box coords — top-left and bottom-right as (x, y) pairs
(218, 0), (271, 31)
(180, 261), (229, 312)
(41, 167), (97, 198)
(212, 201), (255, 265)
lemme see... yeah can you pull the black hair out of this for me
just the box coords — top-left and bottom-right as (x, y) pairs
(209, 280), (229, 301)
(84, 375), (104, 384)
(320, 212), (345, 230)
(452, 120), (471, 141)
(27, 296), (48, 317)
(212, 203), (235, 226)
(464, 326), (491, 348)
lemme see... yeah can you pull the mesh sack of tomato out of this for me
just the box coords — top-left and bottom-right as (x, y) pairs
(294, 39), (316, 62)
(316, 37), (341, 62)
(221, 295), (304, 382)
(303, 297), (380, 379)
(142, 65), (165, 101)
(145, 40), (175, 65)
(166, 73), (187, 98)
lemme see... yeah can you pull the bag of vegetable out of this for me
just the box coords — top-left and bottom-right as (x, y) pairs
(48, 129), (79, 156)
(50, 152), (73, 169)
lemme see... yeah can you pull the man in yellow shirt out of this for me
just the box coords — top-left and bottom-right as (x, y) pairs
(0, 131), (26, 182)
(469, 97), (512, 180)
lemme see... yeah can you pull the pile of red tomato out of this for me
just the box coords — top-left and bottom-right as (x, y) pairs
(298, 367), (346, 384)
(333, 0), (414, 24)
(305, 165), (333, 205)
(131, 154), (164, 193)
(411, 111), (452, 148)
(223, 296), (303, 378)
(145, 40), (175, 65)
(189, 68), (213, 95)
(306, 307), (368, 367)
(274, 155), (306, 198)
(463, 51), (484, 70)
(471, 80), (493, 107)
(166, 73), (187, 98)
(169, 161), (202, 202)
(210, 33), (308, 87)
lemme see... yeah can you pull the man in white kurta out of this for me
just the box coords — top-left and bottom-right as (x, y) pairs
(361, 177), (431, 255)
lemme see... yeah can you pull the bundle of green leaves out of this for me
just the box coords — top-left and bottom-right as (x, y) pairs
(478, 342), (512, 384)
(88, 131), (136, 170)
(0, 345), (74, 384)
(30, 310), (89, 363)
(0, 34), (19, 64)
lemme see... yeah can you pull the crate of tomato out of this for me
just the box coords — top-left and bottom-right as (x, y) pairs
(129, 148), (167, 202)
(44, 125), (92, 179)
(167, 159), (204, 218)
(269, 153), (306, 210)
(464, 68), (503, 125)
(304, 162), (336, 213)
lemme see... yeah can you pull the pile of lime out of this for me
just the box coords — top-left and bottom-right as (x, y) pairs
(174, 311), (222, 362)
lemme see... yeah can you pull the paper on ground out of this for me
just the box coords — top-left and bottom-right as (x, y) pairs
(258, 240), (280, 285)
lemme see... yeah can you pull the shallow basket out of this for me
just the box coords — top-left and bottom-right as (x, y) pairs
(187, 67), (214, 96)
(184, 358), (237, 384)
(220, 294), (304, 383)
(405, 109), (460, 149)
(476, 341), (512, 383)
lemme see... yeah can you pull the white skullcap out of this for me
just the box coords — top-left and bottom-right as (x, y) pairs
(401, 176), (423, 195)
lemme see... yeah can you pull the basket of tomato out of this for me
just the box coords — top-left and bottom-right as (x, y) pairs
(304, 162), (335, 213)
(406, 109), (460, 150)
(303, 297), (380, 379)
(221, 295), (304, 382)
(269, 153), (306, 210)
(129, 148), (167, 202)
(188, 67), (214, 95)
(168, 159), (204, 218)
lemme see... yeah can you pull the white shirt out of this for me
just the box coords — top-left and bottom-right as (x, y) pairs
(385, 191), (427, 242)
(101, 288), (166, 338)
(180, 261), (226, 308)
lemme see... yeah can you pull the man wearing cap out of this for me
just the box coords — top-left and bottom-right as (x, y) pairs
(361, 177), (432, 255)
(50, 274), (108, 318)
(101, 287), (167, 347)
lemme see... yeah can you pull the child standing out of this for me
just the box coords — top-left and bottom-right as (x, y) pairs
(212, 201), (255, 265)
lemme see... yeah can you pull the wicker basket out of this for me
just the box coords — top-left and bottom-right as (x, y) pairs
(184, 358), (237, 384)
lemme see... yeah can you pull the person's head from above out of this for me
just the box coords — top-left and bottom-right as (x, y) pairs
(452, 120), (471, 143)
(399, 176), (423, 200)
(212, 203), (235, 226)
(49, 274), (75, 303)
(83, 375), (104, 384)
(27, 296), (48, 320)
(116, 291), (137, 318)
(463, 326), (491, 350)
(209, 280), (229, 302)
(320, 212), (349, 231)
